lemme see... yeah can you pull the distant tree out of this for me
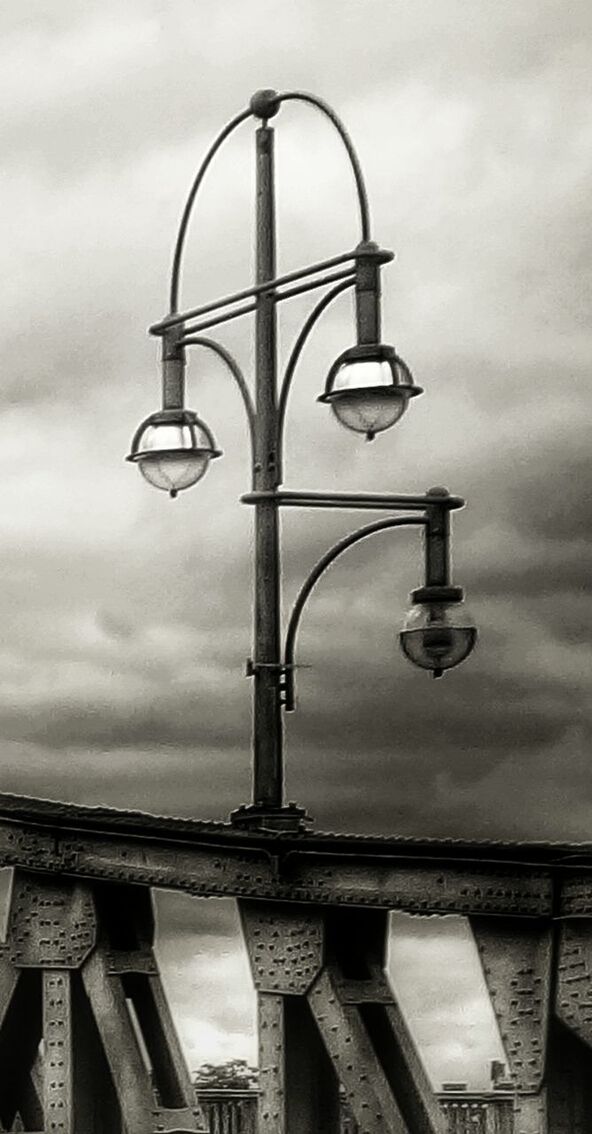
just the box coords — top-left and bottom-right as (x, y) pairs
(193, 1059), (259, 1091)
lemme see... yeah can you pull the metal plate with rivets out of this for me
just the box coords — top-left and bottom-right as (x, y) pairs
(556, 922), (592, 1045)
(43, 969), (72, 1134)
(150, 1107), (203, 1132)
(0, 794), (564, 915)
(559, 876), (592, 918)
(106, 950), (158, 975)
(257, 994), (285, 1134)
(307, 968), (409, 1134)
(470, 918), (552, 1093)
(240, 901), (323, 994)
(7, 874), (96, 969)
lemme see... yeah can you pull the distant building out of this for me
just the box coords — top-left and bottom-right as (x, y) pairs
(436, 1063), (514, 1134)
(437, 1088), (513, 1134)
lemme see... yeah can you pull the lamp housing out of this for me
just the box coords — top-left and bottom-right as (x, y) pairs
(318, 344), (422, 440)
(399, 585), (476, 678)
(126, 408), (221, 498)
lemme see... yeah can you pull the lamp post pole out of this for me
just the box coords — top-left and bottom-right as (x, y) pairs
(129, 89), (477, 832)
(252, 118), (284, 814)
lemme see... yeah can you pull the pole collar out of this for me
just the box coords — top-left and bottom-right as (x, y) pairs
(354, 239), (394, 265)
(411, 585), (464, 605)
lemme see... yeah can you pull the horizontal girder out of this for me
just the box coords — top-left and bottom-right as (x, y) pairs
(0, 793), (589, 916)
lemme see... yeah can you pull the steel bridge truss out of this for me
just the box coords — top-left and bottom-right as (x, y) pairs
(0, 794), (590, 1133)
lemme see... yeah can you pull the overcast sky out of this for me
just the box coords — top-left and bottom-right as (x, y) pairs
(1, 0), (590, 1090)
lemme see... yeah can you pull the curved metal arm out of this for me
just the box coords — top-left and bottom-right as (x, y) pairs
(169, 90), (371, 314)
(283, 515), (426, 711)
(169, 107), (253, 314)
(180, 335), (256, 457)
(277, 276), (356, 457)
(278, 91), (371, 242)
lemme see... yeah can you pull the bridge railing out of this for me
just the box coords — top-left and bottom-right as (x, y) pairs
(196, 1089), (258, 1134)
(196, 1088), (516, 1133)
(438, 1093), (514, 1134)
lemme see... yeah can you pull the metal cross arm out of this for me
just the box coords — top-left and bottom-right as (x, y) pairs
(164, 87), (375, 320)
(148, 247), (387, 338)
(240, 489), (466, 511)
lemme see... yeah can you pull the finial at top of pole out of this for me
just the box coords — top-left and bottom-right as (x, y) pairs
(249, 89), (281, 120)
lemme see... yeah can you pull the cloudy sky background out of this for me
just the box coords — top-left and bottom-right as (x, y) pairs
(1, 0), (590, 1088)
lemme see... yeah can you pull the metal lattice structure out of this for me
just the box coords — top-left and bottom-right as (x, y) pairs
(0, 793), (590, 1132)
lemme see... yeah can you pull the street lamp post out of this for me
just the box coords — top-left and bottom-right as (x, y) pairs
(252, 113), (284, 818)
(128, 89), (476, 830)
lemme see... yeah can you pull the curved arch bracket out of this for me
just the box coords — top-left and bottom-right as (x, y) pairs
(169, 107), (253, 315)
(167, 88), (373, 318)
(180, 334), (256, 461)
(283, 515), (426, 711)
(277, 90), (371, 243)
(278, 276), (355, 461)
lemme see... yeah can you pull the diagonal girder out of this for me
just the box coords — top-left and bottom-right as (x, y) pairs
(308, 967), (411, 1134)
(43, 969), (74, 1134)
(556, 921), (592, 1046)
(0, 871), (206, 1134)
(470, 918), (553, 1093)
(241, 902), (444, 1134)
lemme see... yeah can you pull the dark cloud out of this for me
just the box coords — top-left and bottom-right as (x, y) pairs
(507, 448), (592, 545)
(0, 689), (249, 751)
(1, 0), (589, 182)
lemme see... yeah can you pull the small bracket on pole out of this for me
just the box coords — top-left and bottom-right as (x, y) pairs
(246, 659), (310, 675)
(246, 658), (286, 677)
(245, 659), (310, 705)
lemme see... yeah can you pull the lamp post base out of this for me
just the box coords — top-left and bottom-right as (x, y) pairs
(230, 802), (312, 832)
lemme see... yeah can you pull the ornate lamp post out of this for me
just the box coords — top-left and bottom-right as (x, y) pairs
(128, 89), (476, 830)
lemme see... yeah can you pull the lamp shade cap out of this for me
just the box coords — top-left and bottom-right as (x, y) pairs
(318, 345), (422, 439)
(126, 408), (221, 497)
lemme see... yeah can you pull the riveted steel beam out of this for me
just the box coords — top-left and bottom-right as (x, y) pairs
(242, 902), (444, 1134)
(0, 816), (558, 916)
(7, 873), (96, 969)
(240, 902), (324, 994)
(43, 969), (74, 1134)
(470, 917), (554, 1134)
(556, 921), (592, 1046)
(1, 792), (592, 918)
(470, 918), (553, 1094)
(0, 872), (207, 1134)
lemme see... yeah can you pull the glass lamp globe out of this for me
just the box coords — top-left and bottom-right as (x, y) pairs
(126, 409), (221, 498)
(400, 600), (476, 678)
(318, 345), (422, 440)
